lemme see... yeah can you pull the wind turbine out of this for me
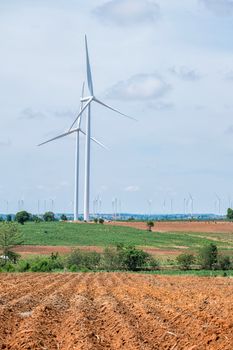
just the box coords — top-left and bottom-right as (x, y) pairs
(69, 35), (137, 221)
(38, 84), (106, 221)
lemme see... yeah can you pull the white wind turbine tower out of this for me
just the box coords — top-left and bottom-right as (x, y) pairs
(69, 35), (137, 221)
(38, 83), (106, 221)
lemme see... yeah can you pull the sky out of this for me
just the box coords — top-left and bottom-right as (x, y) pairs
(1, 0), (233, 215)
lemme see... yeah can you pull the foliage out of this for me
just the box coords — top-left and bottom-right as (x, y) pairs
(0, 217), (4, 222)
(101, 247), (122, 271)
(43, 212), (55, 222)
(199, 243), (218, 270)
(66, 249), (101, 270)
(118, 246), (150, 271)
(99, 218), (104, 224)
(60, 214), (67, 221)
(147, 221), (154, 231)
(227, 208), (233, 220)
(218, 255), (231, 270)
(15, 211), (31, 225)
(93, 218), (98, 223)
(176, 253), (196, 270)
(31, 215), (43, 223)
(6, 215), (12, 222)
(0, 223), (23, 264)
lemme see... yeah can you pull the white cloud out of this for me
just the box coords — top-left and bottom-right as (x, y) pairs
(106, 74), (171, 100)
(200, 0), (233, 16)
(93, 0), (160, 25)
(169, 66), (201, 81)
(20, 108), (46, 120)
(124, 186), (140, 192)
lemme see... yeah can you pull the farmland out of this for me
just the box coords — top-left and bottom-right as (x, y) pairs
(0, 272), (233, 349)
(10, 221), (233, 257)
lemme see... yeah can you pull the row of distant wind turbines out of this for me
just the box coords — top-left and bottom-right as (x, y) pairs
(38, 36), (136, 221)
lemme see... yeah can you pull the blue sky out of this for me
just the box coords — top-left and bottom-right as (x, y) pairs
(1, 0), (233, 214)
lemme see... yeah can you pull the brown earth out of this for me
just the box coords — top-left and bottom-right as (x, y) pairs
(0, 273), (233, 349)
(107, 220), (233, 233)
(13, 245), (181, 257)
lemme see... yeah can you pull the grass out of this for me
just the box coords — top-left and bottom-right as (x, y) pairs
(11, 222), (233, 252)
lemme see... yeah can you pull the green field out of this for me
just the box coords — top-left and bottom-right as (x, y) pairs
(15, 222), (233, 252)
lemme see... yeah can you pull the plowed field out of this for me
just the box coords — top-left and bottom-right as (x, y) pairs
(0, 273), (233, 349)
(107, 220), (233, 233)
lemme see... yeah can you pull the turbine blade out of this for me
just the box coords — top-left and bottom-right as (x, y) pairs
(93, 98), (137, 121)
(85, 35), (94, 96)
(80, 129), (109, 150)
(69, 97), (92, 131)
(38, 128), (78, 146)
(91, 136), (109, 150)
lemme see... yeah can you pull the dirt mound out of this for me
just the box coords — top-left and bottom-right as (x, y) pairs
(107, 220), (233, 233)
(0, 273), (232, 349)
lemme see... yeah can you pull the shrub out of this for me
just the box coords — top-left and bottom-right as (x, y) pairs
(93, 218), (98, 223)
(119, 246), (150, 271)
(66, 249), (101, 270)
(146, 256), (160, 270)
(199, 243), (218, 270)
(218, 255), (231, 270)
(176, 254), (196, 270)
(43, 212), (55, 222)
(101, 247), (122, 271)
(17, 260), (31, 272)
(99, 218), (104, 224)
(227, 208), (233, 220)
(60, 214), (67, 221)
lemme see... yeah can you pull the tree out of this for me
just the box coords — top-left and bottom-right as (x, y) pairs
(0, 223), (23, 264)
(99, 218), (104, 224)
(199, 243), (218, 269)
(146, 221), (154, 232)
(60, 214), (67, 221)
(15, 211), (30, 225)
(6, 214), (12, 222)
(43, 211), (55, 222)
(227, 208), (233, 220)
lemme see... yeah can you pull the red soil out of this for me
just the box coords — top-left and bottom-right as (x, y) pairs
(0, 273), (232, 349)
(107, 220), (233, 233)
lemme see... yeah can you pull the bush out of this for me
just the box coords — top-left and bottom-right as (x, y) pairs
(218, 255), (231, 270)
(119, 246), (150, 271)
(31, 215), (42, 223)
(60, 214), (67, 221)
(146, 256), (160, 270)
(43, 212), (55, 222)
(176, 254), (196, 270)
(101, 247), (122, 271)
(66, 249), (101, 270)
(199, 243), (218, 270)
(99, 218), (104, 224)
(15, 211), (30, 225)
(227, 208), (233, 220)
(93, 218), (98, 223)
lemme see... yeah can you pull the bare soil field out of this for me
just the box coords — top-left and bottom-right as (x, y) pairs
(13, 245), (181, 257)
(108, 220), (233, 233)
(0, 273), (233, 350)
